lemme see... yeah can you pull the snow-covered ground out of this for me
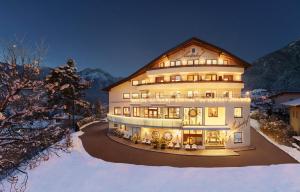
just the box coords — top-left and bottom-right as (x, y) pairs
(250, 119), (300, 162)
(2, 130), (300, 192)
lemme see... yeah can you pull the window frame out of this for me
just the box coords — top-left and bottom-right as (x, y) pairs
(132, 80), (139, 86)
(234, 107), (243, 118)
(132, 93), (139, 99)
(234, 132), (243, 143)
(114, 107), (121, 115)
(123, 107), (130, 116)
(208, 107), (218, 117)
(133, 107), (140, 117)
(123, 93), (130, 99)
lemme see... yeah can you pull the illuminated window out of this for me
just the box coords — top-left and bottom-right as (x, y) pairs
(234, 107), (242, 118)
(187, 91), (194, 98)
(194, 59), (199, 65)
(223, 91), (232, 98)
(123, 93), (130, 99)
(167, 107), (180, 119)
(170, 75), (181, 82)
(159, 62), (164, 68)
(132, 93), (139, 99)
(187, 75), (194, 81)
(170, 61), (176, 66)
(187, 60), (193, 65)
(155, 92), (161, 98)
(223, 75), (233, 81)
(234, 132), (243, 143)
(205, 74), (217, 81)
(175, 60), (181, 66)
(206, 59), (212, 64)
(208, 107), (218, 117)
(224, 60), (229, 64)
(141, 92), (148, 98)
(155, 76), (164, 83)
(132, 80), (139, 86)
(212, 59), (217, 64)
(205, 91), (215, 98)
(133, 107), (140, 117)
(123, 107), (130, 116)
(114, 107), (121, 115)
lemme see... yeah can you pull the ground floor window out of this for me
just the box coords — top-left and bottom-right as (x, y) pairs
(208, 107), (218, 117)
(234, 132), (243, 143)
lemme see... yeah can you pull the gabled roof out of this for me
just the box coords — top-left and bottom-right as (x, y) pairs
(103, 37), (251, 91)
(282, 98), (300, 107)
(269, 91), (300, 99)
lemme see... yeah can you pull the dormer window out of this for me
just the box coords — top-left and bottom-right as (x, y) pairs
(192, 48), (196, 53)
(175, 60), (181, 66)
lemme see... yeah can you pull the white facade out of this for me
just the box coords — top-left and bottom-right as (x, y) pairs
(105, 38), (251, 149)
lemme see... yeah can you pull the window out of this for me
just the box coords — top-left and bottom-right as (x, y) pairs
(205, 74), (217, 81)
(132, 93), (139, 99)
(223, 60), (229, 64)
(192, 48), (196, 53)
(175, 60), (181, 66)
(123, 93), (130, 99)
(148, 107), (158, 118)
(159, 62), (164, 68)
(187, 75), (194, 81)
(234, 107), (242, 118)
(205, 91), (216, 98)
(114, 107), (121, 115)
(194, 59), (199, 65)
(234, 132), (243, 143)
(167, 107), (180, 119)
(132, 80), (139, 86)
(208, 107), (218, 117)
(155, 92), (161, 98)
(155, 76), (164, 83)
(223, 91), (232, 98)
(187, 91), (194, 98)
(123, 107), (130, 116)
(187, 60), (194, 65)
(212, 59), (217, 64)
(133, 107), (140, 117)
(223, 75), (233, 81)
(206, 59), (212, 64)
(183, 108), (203, 125)
(170, 75), (181, 82)
(113, 124), (118, 128)
(141, 92), (148, 98)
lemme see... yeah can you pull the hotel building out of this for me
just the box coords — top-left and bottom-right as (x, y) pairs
(104, 37), (251, 149)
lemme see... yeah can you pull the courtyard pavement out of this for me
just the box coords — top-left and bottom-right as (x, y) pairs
(79, 122), (298, 167)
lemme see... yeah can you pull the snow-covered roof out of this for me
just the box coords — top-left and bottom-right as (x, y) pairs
(281, 98), (300, 107)
(293, 136), (300, 142)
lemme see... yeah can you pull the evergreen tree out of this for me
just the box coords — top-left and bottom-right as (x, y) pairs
(45, 59), (91, 130)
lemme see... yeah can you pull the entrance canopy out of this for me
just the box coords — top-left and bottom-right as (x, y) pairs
(183, 125), (230, 130)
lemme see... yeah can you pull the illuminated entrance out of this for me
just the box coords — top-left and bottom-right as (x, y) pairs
(183, 130), (203, 145)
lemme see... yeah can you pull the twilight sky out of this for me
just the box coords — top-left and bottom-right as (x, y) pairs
(0, 0), (300, 77)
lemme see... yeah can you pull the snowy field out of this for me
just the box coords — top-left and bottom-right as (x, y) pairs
(2, 129), (300, 192)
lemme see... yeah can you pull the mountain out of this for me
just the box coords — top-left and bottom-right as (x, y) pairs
(244, 40), (300, 91)
(78, 68), (121, 104)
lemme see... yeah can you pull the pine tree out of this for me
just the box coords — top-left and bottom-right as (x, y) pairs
(45, 59), (91, 130)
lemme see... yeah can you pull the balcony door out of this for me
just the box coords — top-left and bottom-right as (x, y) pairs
(148, 107), (158, 118)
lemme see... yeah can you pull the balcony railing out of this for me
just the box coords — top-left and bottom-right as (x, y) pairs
(150, 63), (243, 70)
(130, 94), (250, 104)
(107, 114), (182, 128)
(134, 79), (242, 86)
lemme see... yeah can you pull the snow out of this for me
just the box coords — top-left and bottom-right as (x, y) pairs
(2, 131), (300, 192)
(250, 119), (300, 162)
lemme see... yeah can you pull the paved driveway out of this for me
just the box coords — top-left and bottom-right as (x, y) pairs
(79, 122), (298, 167)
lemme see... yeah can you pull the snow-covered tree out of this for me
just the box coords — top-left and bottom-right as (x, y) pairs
(45, 59), (91, 130)
(0, 38), (71, 191)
